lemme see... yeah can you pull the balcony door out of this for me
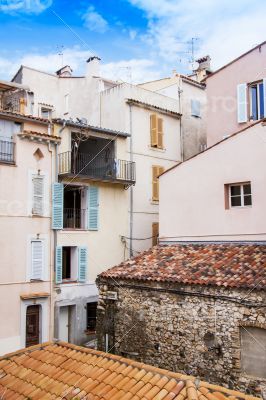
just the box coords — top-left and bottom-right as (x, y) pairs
(26, 305), (40, 347)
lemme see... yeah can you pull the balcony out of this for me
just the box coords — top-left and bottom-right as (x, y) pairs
(58, 152), (136, 186)
(63, 208), (87, 229)
(0, 139), (15, 163)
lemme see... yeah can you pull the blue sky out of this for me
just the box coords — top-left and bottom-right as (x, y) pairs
(1, 0), (266, 83)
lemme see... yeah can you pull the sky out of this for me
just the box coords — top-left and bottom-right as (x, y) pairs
(0, 0), (266, 83)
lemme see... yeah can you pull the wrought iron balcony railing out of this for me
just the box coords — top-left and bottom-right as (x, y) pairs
(0, 139), (15, 163)
(58, 152), (136, 185)
(63, 208), (87, 229)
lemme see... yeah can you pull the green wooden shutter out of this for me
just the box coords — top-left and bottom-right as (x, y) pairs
(78, 246), (87, 282)
(87, 186), (99, 230)
(55, 246), (62, 284)
(52, 183), (64, 229)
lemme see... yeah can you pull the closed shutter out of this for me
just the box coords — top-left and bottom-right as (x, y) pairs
(32, 175), (44, 215)
(263, 78), (266, 118)
(87, 186), (99, 230)
(55, 246), (62, 284)
(152, 166), (159, 201)
(78, 246), (88, 282)
(152, 223), (159, 246)
(31, 240), (44, 280)
(150, 114), (158, 147)
(237, 83), (247, 123)
(52, 183), (64, 229)
(157, 118), (163, 149)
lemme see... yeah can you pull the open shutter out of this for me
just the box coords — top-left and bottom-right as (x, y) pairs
(150, 114), (158, 147)
(31, 240), (44, 280)
(55, 246), (62, 284)
(78, 246), (88, 282)
(32, 175), (44, 215)
(152, 223), (159, 246)
(52, 183), (63, 229)
(237, 83), (247, 123)
(152, 166), (159, 201)
(157, 118), (164, 149)
(87, 186), (99, 230)
(263, 79), (266, 118)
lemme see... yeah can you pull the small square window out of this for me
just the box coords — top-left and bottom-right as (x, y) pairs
(41, 108), (51, 119)
(229, 183), (252, 208)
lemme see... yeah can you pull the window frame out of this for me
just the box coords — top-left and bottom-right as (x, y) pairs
(40, 107), (52, 120)
(62, 246), (78, 282)
(249, 81), (264, 121)
(191, 99), (201, 118)
(229, 182), (252, 209)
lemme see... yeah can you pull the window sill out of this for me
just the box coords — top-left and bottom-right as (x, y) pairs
(150, 199), (159, 205)
(149, 146), (166, 153)
(0, 161), (16, 166)
(62, 228), (88, 232)
(228, 206), (252, 210)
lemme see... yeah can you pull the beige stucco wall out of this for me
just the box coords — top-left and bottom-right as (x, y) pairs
(0, 119), (54, 354)
(206, 43), (266, 146)
(159, 123), (266, 242)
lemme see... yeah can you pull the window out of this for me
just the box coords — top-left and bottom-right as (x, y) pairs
(32, 175), (44, 215)
(31, 240), (44, 280)
(150, 114), (163, 149)
(249, 82), (264, 120)
(191, 99), (201, 117)
(229, 183), (252, 208)
(40, 107), (52, 119)
(152, 222), (159, 246)
(87, 302), (97, 331)
(241, 327), (266, 378)
(152, 165), (164, 201)
(56, 246), (87, 284)
(62, 246), (78, 281)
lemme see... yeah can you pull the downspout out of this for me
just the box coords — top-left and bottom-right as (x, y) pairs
(129, 104), (133, 257)
(178, 77), (184, 162)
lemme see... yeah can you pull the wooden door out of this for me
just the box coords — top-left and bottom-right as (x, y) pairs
(26, 305), (40, 347)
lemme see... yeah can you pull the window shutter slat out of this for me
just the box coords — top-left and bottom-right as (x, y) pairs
(52, 183), (64, 229)
(32, 175), (44, 215)
(78, 246), (87, 282)
(31, 241), (44, 280)
(237, 83), (247, 123)
(150, 114), (158, 146)
(87, 186), (99, 230)
(157, 118), (163, 149)
(55, 246), (62, 284)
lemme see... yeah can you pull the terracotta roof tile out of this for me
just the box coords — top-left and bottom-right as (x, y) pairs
(0, 341), (260, 400)
(99, 243), (266, 289)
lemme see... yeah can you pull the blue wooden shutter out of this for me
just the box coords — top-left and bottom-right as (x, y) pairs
(78, 246), (87, 282)
(52, 183), (64, 229)
(237, 83), (247, 123)
(55, 246), (62, 284)
(263, 79), (266, 118)
(87, 186), (99, 230)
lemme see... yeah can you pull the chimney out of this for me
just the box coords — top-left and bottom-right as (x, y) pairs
(194, 56), (211, 81)
(56, 65), (73, 77)
(86, 56), (101, 78)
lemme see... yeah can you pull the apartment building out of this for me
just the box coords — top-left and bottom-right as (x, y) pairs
(205, 41), (266, 146)
(0, 80), (58, 355)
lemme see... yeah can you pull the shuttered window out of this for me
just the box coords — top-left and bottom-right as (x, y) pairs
(31, 240), (44, 280)
(32, 175), (44, 216)
(55, 246), (62, 284)
(52, 183), (64, 229)
(152, 223), (159, 246)
(150, 114), (164, 149)
(152, 166), (164, 201)
(78, 246), (88, 282)
(87, 186), (99, 230)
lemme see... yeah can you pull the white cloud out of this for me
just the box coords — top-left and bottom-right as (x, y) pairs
(127, 0), (266, 71)
(0, 0), (52, 14)
(81, 5), (108, 33)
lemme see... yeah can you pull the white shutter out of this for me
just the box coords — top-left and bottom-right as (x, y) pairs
(237, 83), (247, 123)
(31, 240), (44, 280)
(263, 78), (266, 118)
(32, 175), (44, 215)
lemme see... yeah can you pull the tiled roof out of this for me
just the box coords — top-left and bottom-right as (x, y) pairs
(99, 243), (266, 289)
(19, 130), (61, 141)
(126, 98), (181, 117)
(0, 341), (259, 400)
(0, 110), (50, 124)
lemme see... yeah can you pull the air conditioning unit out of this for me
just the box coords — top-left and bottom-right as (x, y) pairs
(105, 291), (118, 300)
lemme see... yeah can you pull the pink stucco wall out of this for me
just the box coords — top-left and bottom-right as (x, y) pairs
(159, 122), (266, 242)
(206, 43), (266, 146)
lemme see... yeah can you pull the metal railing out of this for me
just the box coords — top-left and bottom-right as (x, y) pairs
(0, 139), (15, 163)
(59, 152), (136, 183)
(63, 208), (87, 229)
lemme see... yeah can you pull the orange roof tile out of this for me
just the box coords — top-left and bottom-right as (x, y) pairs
(0, 341), (260, 400)
(99, 243), (266, 290)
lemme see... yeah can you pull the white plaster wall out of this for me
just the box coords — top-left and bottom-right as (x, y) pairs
(159, 123), (266, 242)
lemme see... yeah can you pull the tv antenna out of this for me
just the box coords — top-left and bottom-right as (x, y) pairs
(176, 37), (200, 71)
(56, 45), (65, 67)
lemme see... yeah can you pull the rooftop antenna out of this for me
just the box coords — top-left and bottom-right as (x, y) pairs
(176, 37), (200, 72)
(56, 45), (65, 67)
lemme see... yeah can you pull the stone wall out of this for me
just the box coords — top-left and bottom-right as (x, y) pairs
(96, 278), (266, 397)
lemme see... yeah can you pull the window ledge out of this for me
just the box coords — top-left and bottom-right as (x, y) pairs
(150, 200), (159, 205)
(149, 146), (166, 153)
(0, 161), (16, 166)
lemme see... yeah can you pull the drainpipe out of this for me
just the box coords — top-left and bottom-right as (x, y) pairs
(129, 104), (133, 257)
(178, 86), (184, 162)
